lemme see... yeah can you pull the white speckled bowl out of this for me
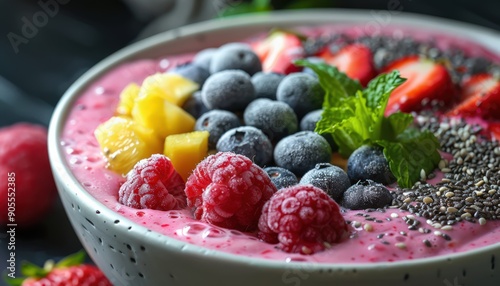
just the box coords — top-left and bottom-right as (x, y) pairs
(48, 9), (500, 286)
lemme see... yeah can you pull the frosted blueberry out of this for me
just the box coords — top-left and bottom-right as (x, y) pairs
(209, 43), (262, 75)
(195, 110), (241, 149)
(274, 131), (332, 176)
(276, 72), (325, 118)
(300, 163), (351, 202)
(216, 126), (273, 167)
(202, 70), (255, 111)
(347, 145), (395, 185)
(342, 180), (393, 210)
(243, 98), (298, 142)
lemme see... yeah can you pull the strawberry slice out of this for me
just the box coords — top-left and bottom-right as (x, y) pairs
(252, 30), (304, 74)
(381, 56), (456, 115)
(317, 43), (376, 86)
(488, 121), (500, 141)
(446, 74), (500, 120)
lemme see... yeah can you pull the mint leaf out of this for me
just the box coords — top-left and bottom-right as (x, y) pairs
(20, 261), (48, 278)
(315, 105), (354, 134)
(360, 71), (407, 141)
(294, 60), (362, 108)
(284, 0), (335, 9)
(317, 92), (378, 156)
(381, 112), (414, 141)
(296, 58), (440, 188)
(377, 129), (441, 188)
(218, 2), (271, 17)
(313, 69), (407, 154)
(3, 276), (24, 286)
(253, 0), (272, 9)
(56, 250), (86, 268)
(363, 70), (406, 115)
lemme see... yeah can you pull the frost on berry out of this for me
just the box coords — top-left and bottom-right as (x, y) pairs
(258, 184), (349, 254)
(118, 154), (186, 211)
(185, 152), (277, 231)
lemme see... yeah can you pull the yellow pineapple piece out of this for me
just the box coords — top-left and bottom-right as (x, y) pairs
(140, 73), (199, 106)
(116, 83), (140, 116)
(132, 93), (195, 140)
(94, 116), (162, 175)
(164, 131), (209, 181)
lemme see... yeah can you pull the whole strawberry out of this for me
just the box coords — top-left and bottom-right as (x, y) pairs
(0, 123), (57, 226)
(5, 251), (112, 286)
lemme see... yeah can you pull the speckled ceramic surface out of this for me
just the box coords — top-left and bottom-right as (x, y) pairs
(48, 10), (500, 286)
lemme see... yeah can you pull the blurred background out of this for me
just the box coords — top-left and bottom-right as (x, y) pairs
(0, 0), (499, 278)
(1, 0), (499, 127)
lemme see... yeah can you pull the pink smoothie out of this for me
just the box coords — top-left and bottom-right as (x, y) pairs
(61, 25), (500, 264)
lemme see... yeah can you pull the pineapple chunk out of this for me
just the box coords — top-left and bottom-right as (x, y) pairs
(116, 83), (140, 116)
(132, 93), (195, 140)
(140, 73), (199, 106)
(164, 131), (209, 181)
(94, 116), (162, 175)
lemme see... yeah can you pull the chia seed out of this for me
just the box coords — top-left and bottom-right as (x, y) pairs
(389, 116), (500, 226)
(423, 239), (432, 248)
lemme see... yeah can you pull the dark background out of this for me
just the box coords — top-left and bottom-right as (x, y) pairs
(0, 0), (498, 281)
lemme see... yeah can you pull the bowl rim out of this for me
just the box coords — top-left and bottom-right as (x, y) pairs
(48, 8), (500, 271)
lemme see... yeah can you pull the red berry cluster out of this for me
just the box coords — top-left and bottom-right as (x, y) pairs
(185, 152), (277, 231)
(119, 154), (186, 211)
(119, 152), (349, 254)
(258, 184), (349, 254)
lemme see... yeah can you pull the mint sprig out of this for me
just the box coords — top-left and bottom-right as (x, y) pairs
(377, 129), (441, 188)
(295, 59), (441, 188)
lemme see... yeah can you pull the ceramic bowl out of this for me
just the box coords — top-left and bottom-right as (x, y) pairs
(48, 9), (500, 286)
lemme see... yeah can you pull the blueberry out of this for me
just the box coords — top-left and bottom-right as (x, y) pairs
(251, 72), (285, 100)
(341, 180), (393, 210)
(193, 48), (217, 71)
(263, 166), (298, 190)
(209, 43), (262, 76)
(299, 163), (350, 202)
(182, 91), (209, 119)
(300, 109), (337, 150)
(195, 110), (241, 149)
(274, 131), (332, 176)
(243, 98), (298, 142)
(202, 70), (255, 111)
(276, 72), (325, 118)
(170, 63), (210, 86)
(216, 126), (273, 167)
(299, 109), (322, 131)
(347, 145), (395, 185)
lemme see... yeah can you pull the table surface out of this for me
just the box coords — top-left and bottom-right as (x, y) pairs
(0, 0), (499, 283)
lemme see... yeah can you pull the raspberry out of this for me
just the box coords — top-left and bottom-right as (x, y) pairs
(118, 154), (186, 210)
(185, 152), (277, 231)
(258, 184), (349, 255)
(0, 123), (57, 227)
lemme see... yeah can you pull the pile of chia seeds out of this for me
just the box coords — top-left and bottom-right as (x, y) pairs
(391, 115), (500, 228)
